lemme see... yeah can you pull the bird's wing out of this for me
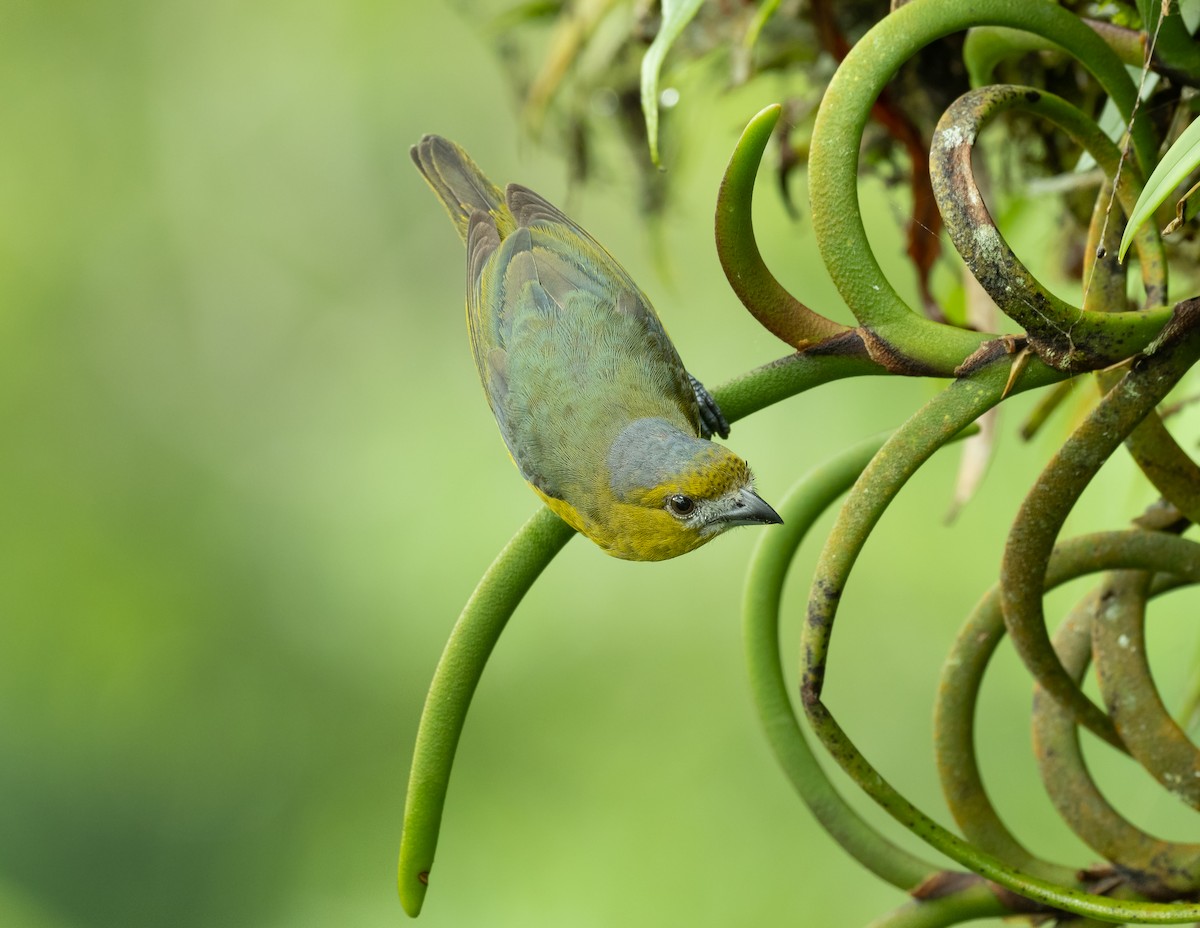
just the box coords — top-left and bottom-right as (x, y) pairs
(503, 184), (700, 428)
(466, 209), (501, 373)
(467, 213), (568, 499)
(506, 185), (661, 321)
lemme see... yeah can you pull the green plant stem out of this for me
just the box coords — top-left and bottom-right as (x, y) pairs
(787, 336), (1200, 918)
(397, 507), (575, 916)
(963, 23), (1147, 86)
(1000, 300), (1200, 751)
(715, 103), (854, 349)
(1118, 407), (1200, 524)
(804, 526), (1200, 921)
(807, 0), (1156, 369)
(1084, 172), (1200, 537)
(935, 589), (1080, 884)
(1034, 575), (1200, 894)
(710, 349), (882, 423)
(1092, 568), (1200, 810)
(863, 880), (1010, 928)
(744, 432), (939, 891)
(802, 357), (1061, 705)
(929, 84), (1169, 370)
(938, 547), (1200, 893)
(1084, 181), (1200, 806)
(1083, 178), (1132, 315)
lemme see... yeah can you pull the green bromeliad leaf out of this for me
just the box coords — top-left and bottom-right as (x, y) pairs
(1118, 110), (1200, 260)
(640, 0), (702, 167)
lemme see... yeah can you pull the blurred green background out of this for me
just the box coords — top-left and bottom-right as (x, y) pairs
(4, 2), (1198, 926)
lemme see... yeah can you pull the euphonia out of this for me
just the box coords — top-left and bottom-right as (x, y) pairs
(411, 135), (781, 561)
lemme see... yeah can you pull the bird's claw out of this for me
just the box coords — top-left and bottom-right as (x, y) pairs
(689, 373), (730, 440)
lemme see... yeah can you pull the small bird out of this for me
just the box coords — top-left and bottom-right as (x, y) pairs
(411, 135), (782, 560)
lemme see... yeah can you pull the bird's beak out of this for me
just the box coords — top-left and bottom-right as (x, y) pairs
(710, 487), (784, 528)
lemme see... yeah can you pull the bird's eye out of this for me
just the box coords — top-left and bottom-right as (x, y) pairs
(667, 494), (695, 516)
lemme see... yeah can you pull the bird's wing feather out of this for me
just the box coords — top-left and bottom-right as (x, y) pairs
(504, 184), (700, 429)
(466, 211), (519, 462)
(466, 210), (502, 384)
(468, 221), (568, 499)
(506, 184), (649, 316)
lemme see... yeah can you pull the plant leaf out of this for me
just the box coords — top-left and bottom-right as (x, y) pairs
(1182, 0), (1200, 35)
(640, 0), (703, 167)
(1118, 112), (1200, 260)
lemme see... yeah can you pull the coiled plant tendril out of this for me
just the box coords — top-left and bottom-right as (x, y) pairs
(400, 0), (1200, 921)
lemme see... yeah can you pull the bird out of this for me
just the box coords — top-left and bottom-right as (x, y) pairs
(410, 135), (781, 561)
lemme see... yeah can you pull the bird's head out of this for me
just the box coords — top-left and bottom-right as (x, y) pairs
(598, 418), (782, 561)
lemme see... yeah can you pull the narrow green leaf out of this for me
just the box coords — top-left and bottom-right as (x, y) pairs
(1181, 0), (1200, 35)
(1118, 113), (1200, 260)
(640, 0), (703, 167)
(742, 0), (782, 52)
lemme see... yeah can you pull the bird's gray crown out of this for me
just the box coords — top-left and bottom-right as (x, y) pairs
(606, 417), (718, 498)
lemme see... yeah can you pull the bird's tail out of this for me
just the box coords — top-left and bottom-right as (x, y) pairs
(410, 135), (511, 243)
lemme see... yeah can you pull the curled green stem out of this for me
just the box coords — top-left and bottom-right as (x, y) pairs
(1092, 569), (1200, 810)
(805, 519), (1200, 918)
(1035, 573), (1200, 894)
(744, 432), (939, 891)
(807, 0), (1156, 369)
(1085, 172), (1200, 541)
(937, 538), (1200, 894)
(935, 587), (1079, 884)
(1000, 299), (1200, 751)
(788, 329), (1198, 917)
(963, 22), (1147, 88)
(1085, 179), (1200, 802)
(716, 104), (850, 349)
(929, 84), (1169, 370)
(802, 357), (1062, 706)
